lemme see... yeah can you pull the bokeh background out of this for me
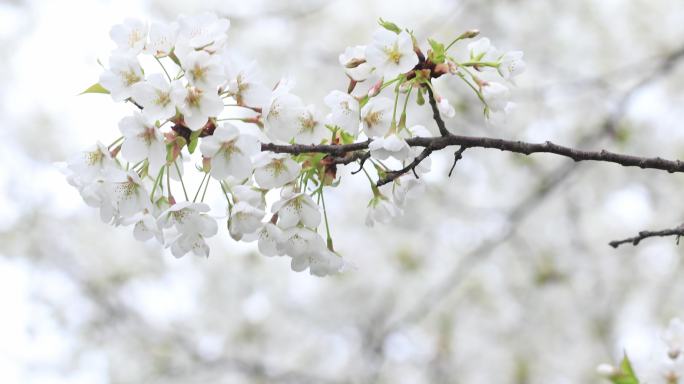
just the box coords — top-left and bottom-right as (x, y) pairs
(2, 0), (684, 382)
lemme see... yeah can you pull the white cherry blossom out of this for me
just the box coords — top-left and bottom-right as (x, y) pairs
(176, 12), (230, 52)
(171, 85), (223, 130)
(130, 74), (178, 122)
(119, 112), (166, 175)
(324, 90), (360, 136)
(257, 223), (286, 257)
(293, 104), (327, 144)
(110, 18), (147, 54)
(482, 81), (510, 112)
(225, 60), (270, 108)
(263, 87), (305, 142)
(308, 248), (344, 277)
(365, 196), (400, 227)
(200, 123), (260, 180)
(66, 176), (116, 223)
(228, 201), (265, 240)
(158, 202), (217, 258)
(468, 37), (497, 61)
(368, 134), (411, 161)
(281, 226), (325, 258)
(107, 170), (151, 218)
(365, 29), (418, 79)
(663, 318), (684, 358)
(361, 96), (393, 138)
(339, 45), (373, 81)
(158, 202), (216, 235)
(272, 192), (321, 229)
(178, 49), (224, 91)
(253, 153), (300, 190)
(145, 22), (178, 57)
(125, 211), (164, 243)
(66, 141), (116, 181)
(231, 185), (266, 210)
(99, 53), (144, 102)
(437, 97), (456, 118)
(498, 51), (526, 80)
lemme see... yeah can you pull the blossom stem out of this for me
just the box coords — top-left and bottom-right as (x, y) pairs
(193, 172), (209, 202)
(399, 84), (414, 132)
(219, 181), (233, 214)
(155, 56), (173, 83)
(319, 187), (334, 251)
(201, 176), (211, 202)
(150, 166), (165, 201)
(173, 160), (189, 200)
(380, 76), (402, 92)
(390, 79), (404, 133)
(459, 61), (499, 68)
(166, 164), (172, 199)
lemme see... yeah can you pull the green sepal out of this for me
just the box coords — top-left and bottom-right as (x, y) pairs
(416, 88), (425, 106)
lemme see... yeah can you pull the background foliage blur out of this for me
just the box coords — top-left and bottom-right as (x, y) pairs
(2, 0), (684, 382)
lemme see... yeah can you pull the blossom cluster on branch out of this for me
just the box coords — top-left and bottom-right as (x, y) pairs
(63, 13), (525, 275)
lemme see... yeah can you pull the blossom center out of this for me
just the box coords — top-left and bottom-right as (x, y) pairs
(364, 110), (382, 128)
(121, 69), (141, 86)
(186, 88), (203, 108)
(385, 44), (403, 64)
(154, 89), (171, 107)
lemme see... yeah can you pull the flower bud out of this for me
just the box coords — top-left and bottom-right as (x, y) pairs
(458, 29), (480, 39)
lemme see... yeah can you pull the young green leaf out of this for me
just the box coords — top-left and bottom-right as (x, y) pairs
(428, 38), (446, 64)
(79, 83), (110, 95)
(609, 354), (639, 384)
(378, 18), (401, 34)
(188, 130), (202, 154)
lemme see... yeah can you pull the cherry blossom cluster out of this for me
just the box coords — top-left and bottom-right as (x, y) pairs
(64, 13), (524, 276)
(598, 318), (684, 383)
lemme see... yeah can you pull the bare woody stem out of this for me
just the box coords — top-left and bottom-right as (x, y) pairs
(609, 225), (684, 248)
(261, 135), (684, 174)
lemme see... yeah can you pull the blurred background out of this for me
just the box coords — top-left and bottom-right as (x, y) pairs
(2, 0), (684, 382)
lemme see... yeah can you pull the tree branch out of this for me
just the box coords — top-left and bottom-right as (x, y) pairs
(448, 146), (467, 177)
(261, 134), (684, 174)
(425, 82), (451, 136)
(609, 225), (684, 248)
(376, 147), (433, 186)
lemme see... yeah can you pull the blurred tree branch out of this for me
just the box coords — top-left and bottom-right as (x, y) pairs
(609, 225), (684, 248)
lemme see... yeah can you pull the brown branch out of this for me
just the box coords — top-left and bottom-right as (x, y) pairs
(260, 134), (684, 174)
(376, 147), (433, 187)
(448, 146), (467, 177)
(609, 225), (684, 248)
(425, 83), (451, 137)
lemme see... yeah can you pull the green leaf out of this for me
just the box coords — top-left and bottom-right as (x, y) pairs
(339, 130), (355, 145)
(428, 38), (446, 64)
(609, 354), (639, 384)
(188, 130), (202, 154)
(79, 82), (109, 95)
(378, 18), (401, 34)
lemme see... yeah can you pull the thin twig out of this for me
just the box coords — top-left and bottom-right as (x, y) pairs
(376, 147), (433, 186)
(448, 146), (467, 177)
(425, 82), (451, 137)
(609, 225), (684, 248)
